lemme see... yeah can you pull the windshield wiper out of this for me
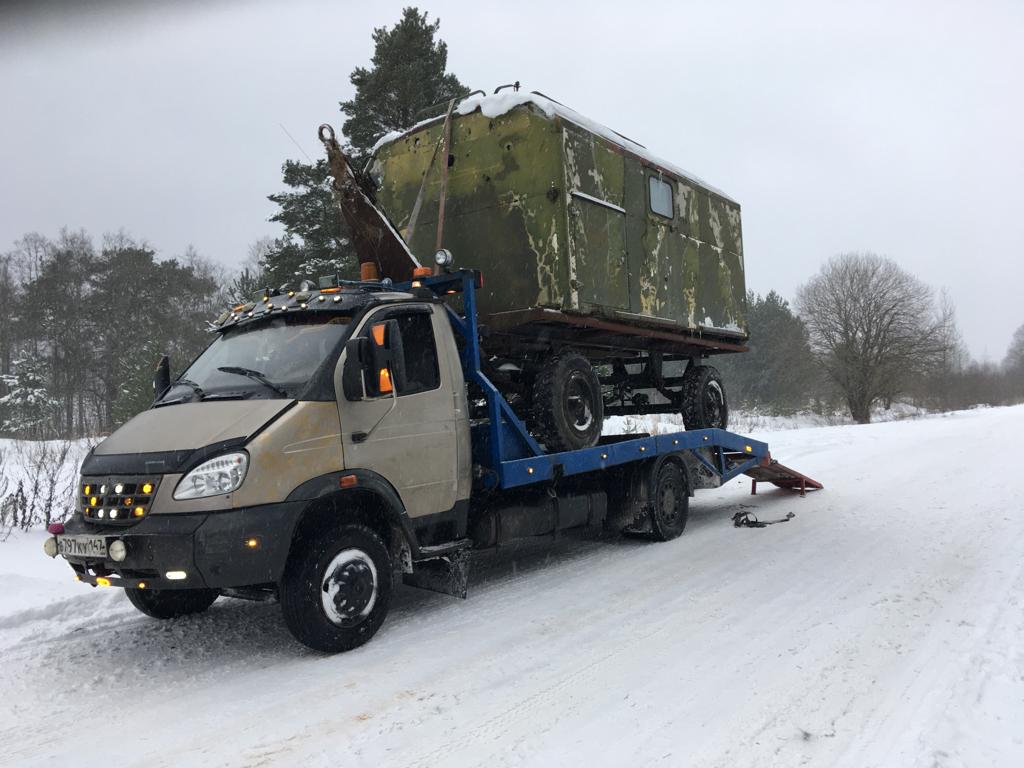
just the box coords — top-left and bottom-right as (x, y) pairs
(217, 366), (289, 398)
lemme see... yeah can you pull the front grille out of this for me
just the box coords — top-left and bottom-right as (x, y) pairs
(79, 476), (160, 525)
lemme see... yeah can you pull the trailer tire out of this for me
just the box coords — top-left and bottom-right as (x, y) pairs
(680, 364), (728, 431)
(125, 587), (219, 619)
(530, 351), (604, 451)
(650, 460), (689, 541)
(280, 523), (392, 653)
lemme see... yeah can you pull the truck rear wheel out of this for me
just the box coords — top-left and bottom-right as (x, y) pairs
(650, 460), (689, 541)
(680, 364), (728, 430)
(529, 351), (604, 451)
(125, 587), (219, 619)
(280, 523), (392, 653)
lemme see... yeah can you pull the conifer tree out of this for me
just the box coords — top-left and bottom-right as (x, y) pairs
(261, 7), (466, 287)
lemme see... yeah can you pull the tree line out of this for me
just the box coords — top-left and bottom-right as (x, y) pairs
(717, 253), (1024, 422)
(0, 231), (224, 438)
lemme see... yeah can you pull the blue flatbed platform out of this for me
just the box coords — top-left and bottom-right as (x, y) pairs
(403, 270), (820, 496)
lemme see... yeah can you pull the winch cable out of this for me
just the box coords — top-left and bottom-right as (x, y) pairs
(404, 98), (456, 244)
(732, 510), (795, 528)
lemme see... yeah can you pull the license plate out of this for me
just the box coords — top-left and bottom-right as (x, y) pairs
(58, 535), (107, 559)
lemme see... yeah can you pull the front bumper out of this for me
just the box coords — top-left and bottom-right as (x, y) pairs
(58, 501), (305, 590)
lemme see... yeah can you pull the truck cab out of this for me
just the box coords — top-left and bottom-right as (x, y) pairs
(54, 279), (474, 652)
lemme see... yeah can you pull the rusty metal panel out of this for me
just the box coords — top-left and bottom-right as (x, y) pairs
(562, 125), (628, 311)
(370, 106), (569, 314)
(369, 101), (748, 344)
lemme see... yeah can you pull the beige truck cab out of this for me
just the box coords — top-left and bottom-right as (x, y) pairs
(49, 280), (475, 652)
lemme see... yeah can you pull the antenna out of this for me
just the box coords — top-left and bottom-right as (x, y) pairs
(278, 123), (314, 163)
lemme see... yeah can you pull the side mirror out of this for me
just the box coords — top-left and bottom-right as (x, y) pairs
(343, 319), (407, 400)
(342, 338), (367, 401)
(153, 355), (171, 399)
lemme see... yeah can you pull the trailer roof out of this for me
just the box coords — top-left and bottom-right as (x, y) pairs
(370, 91), (737, 205)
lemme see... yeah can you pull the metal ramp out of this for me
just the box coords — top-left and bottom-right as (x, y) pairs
(742, 454), (824, 497)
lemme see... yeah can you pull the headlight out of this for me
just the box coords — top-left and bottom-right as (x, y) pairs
(173, 452), (249, 500)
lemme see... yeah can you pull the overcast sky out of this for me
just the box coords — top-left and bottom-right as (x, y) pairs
(2, 0), (1021, 359)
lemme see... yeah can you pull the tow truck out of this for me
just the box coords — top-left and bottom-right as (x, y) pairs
(43, 267), (821, 653)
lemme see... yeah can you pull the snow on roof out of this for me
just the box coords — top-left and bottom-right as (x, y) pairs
(370, 91), (737, 204)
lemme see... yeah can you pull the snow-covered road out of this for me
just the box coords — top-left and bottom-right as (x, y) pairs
(2, 406), (1022, 767)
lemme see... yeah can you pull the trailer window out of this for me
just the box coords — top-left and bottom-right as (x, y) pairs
(395, 312), (440, 395)
(649, 175), (674, 219)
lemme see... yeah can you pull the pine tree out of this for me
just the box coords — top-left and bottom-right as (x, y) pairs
(260, 6), (467, 288)
(0, 355), (57, 437)
(715, 291), (826, 415)
(341, 7), (468, 162)
(263, 160), (354, 288)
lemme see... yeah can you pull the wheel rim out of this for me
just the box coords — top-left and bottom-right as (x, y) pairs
(658, 476), (682, 528)
(703, 380), (725, 428)
(320, 549), (378, 627)
(565, 371), (595, 433)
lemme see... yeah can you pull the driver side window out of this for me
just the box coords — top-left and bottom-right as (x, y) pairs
(390, 311), (440, 396)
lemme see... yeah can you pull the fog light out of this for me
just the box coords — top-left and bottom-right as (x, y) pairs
(434, 248), (454, 268)
(109, 539), (127, 562)
(165, 570), (187, 580)
(114, 483), (124, 494)
(97, 509), (106, 519)
(43, 537), (58, 558)
(109, 509), (119, 520)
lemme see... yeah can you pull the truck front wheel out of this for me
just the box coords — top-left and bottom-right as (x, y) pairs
(125, 587), (219, 619)
(280, 523), (392, 653)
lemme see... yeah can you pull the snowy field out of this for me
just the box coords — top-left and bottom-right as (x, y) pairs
(1, 405), (1023, 767)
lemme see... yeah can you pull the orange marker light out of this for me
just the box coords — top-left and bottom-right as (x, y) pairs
(245, 538), (259, 549)
(378, 368), (393, 393)
(141, 483), (153, 494)
(96, 577), (111, 587)
(339, 474), (358, 489)
(89, 496), (98, 506)
(84, 485), (91, 495)
(371, 323), (386, 346)
(138, 582), (147, 590)
(133, 507), (145, 518)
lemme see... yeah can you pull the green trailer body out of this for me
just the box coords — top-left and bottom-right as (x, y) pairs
(367, 94), (748, 358)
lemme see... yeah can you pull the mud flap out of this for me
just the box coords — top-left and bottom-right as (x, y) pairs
(403, 549), (471, 599)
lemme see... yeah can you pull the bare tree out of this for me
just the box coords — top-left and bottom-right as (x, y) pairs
(797, 253), (956, 423)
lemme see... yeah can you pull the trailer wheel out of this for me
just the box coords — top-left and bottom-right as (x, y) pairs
(650, 460), (689, 541)
(680, 364), (728, 430)
(530, 351), (604, 451)
(280, 523), (392, 653)
(125, 587), (219, 619)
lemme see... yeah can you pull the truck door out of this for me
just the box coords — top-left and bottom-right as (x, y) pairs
(335, 304), (459, 519)
(563, 127), (629, 311)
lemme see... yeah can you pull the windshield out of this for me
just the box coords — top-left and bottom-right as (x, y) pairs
(159, 315), (350, 403)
